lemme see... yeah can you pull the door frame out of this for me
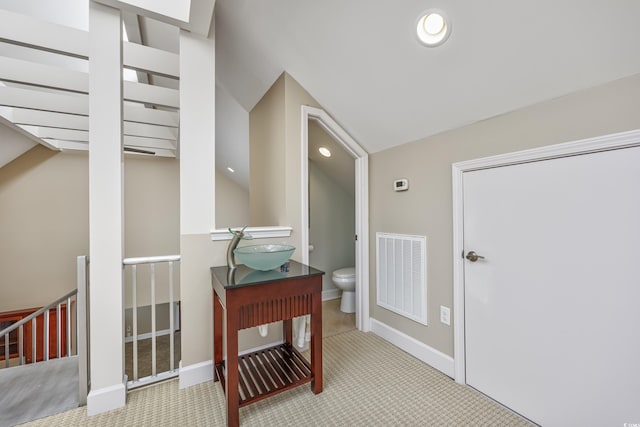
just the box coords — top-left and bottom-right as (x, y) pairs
(301, 105), (370, 332)
(451, 129), (640, 384)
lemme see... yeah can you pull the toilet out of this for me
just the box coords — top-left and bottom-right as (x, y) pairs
(332, 267), (356, 313)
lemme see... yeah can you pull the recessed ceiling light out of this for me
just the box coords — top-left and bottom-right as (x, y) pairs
(416, 10), (451, 47)
(319, 147), (332, 157)
(227, 167), (235, 173)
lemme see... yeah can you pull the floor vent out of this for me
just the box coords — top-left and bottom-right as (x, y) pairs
(376, 233), (427, 325)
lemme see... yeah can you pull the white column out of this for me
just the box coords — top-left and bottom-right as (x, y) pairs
(87, 2), (126, 415)
(179, 28), (215, 234)
(178, 26), (216, 389)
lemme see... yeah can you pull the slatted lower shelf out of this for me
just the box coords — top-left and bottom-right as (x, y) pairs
(215, 343), (313, 407)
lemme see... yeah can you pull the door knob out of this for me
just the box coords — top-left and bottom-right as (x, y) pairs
(465, 251), (485, 262)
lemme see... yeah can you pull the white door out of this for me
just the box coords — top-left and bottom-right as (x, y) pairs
(463, 146), (640, 426)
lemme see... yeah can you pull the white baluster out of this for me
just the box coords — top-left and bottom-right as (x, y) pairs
(44, 310), (49, 361)
(132, 264), (138, 382)
(151, 263), (156, 377)
(169, 261), (174, 372)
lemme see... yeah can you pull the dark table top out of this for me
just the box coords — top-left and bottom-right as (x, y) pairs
(211, 260), (324, 290)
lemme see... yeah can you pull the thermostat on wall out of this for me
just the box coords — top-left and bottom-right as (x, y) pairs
(394, 178), (409, 192)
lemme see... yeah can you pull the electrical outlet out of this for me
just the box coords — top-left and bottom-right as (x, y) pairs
(440, 305), (451, 326)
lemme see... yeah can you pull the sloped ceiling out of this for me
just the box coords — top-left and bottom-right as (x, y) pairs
(3, 1), (640, 187)
(215, 0), (640, 154)
(0, 0), (185, 168)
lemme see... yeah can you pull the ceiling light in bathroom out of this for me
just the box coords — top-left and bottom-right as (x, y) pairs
(319, 147), (332, 157)
(416, 10), (451, 47)
(227, 167), (235, 173)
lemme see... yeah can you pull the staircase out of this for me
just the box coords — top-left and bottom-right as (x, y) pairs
(0, 256), (88, 427)
(0, 357), (79, 426)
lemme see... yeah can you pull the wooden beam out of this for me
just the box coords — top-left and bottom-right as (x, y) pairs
(0, 57), (178, 108)
(0, 113), (59, 150)
(52, 139), (176, 158)
(123, 81), (179, 109)
(21, 126), (176, 151)
(0, 9), (88, 58)
(9, 109), (89, 131)
(47, 139), (87, 151)
(0, 56), (88, 93)
(0, 9), (179, 78)
(124, 121), (178, 140)
(0, 86), (179, 127)
(123, 135), (176, 150)
(17, 107), (178, 131)
(9, 108), (178, 139)
(19, 126), (88, 142)
(0, 86), (86, 115)
(124, 104), (179, 127)
(123, 42), (179, 79)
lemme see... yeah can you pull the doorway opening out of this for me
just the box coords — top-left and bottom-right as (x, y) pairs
(300, 106), (369, 332)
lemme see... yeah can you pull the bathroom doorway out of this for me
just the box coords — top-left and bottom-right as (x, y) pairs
(300, 106), (369, 332)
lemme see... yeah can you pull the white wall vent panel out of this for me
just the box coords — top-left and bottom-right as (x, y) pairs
(376, 232), (427, 325)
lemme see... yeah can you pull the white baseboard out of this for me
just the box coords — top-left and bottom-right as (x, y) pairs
(370, 318), (454, 378)
(179, 360), (213, 389)
(87, 381), (126, 416)
(322, 288), (341, 301)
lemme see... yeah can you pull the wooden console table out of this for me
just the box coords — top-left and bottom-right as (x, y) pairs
(211, 261), (324, 427)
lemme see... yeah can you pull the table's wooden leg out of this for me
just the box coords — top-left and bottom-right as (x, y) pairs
(213, 293), (223, 382)
(283, 318), (293, 345)
(226, 309), (240, 427)
(310, 291), (323, 393)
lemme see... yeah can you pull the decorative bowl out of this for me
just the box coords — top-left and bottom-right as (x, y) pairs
(234, 244), (295, 271)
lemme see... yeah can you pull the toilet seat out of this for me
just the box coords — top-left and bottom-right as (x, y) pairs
(332, 267), (355, 279)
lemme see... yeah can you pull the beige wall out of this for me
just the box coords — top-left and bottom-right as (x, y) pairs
(123, 155), (180, 309)
(0, 143), (181, 313)
(0, 146), (88, 312)
(124, 155), (180, 258)
(283, 73), (322, 257)
(215, 170), (249, 229)
(249, 74), (286, 226)
(249, 72), (322, 258)
(179, 234), (287, 367)
(369, 73), (640, 357)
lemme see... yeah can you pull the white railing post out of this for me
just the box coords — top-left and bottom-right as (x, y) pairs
(19, 325), (24, 365)
(132, 264), (138, 382)
(56, 303), (62, 358)
(77, 255), (88, 406)
(43, 310), (49, 361)
(31, 318), (36, 364)
(4, 334), (8, 368)
(66, 296), (72, 356)
(150, 263), (157, 377)
(169, 261), (174, 372)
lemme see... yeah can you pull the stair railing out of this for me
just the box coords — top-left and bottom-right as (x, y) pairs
(0, 255), (89, 405)
(1, 290), (76, 367)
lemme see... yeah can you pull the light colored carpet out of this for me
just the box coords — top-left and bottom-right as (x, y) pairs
(125, 332), (181, 381)
(20, 330), (533, 426)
